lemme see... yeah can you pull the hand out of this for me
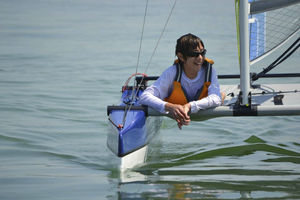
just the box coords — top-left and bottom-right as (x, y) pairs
(165, 103), (191, 129)
(177, 103), (191, 129)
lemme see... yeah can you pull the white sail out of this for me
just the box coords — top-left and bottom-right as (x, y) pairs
(248, 0), (300, 64)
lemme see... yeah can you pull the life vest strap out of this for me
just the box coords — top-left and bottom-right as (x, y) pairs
(165, 58), (214, 105)
(173, 59), (213, 83)
(175, 63), (182, 82)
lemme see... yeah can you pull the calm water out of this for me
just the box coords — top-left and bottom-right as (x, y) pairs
(1, 0), (300, 199)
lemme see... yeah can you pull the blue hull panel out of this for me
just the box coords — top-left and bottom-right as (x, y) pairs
(118, 110), (147, 156)
(107, 89), (161, 157)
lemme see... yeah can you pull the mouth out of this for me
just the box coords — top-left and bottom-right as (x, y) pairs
(194, 62), (202, 66)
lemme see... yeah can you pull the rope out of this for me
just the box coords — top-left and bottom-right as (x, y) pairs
(145, 0), (178, 73)
(131, 0), (178, 103)
(252, 37), (300, 81)
(135, 0), (149, 76)
(120, 0), (150, 127)
(121, 0), (178, 127)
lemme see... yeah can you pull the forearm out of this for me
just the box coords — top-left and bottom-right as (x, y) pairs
(189, 94), (221, 113)
(139, 91), (167, 113)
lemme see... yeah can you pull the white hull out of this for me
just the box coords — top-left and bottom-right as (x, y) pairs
(119, 145), (148, 171)
(107, 113), (162, 170)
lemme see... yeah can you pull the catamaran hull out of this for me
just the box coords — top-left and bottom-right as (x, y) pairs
(109, 145), (148, 171)
(107, 110), (161, 170)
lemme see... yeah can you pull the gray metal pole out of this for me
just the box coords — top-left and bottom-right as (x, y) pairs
(239, 0), (250, 105)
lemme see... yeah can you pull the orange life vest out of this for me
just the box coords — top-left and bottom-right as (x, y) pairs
(164, 58), (214, 105)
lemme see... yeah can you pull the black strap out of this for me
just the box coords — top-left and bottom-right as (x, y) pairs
(175, 60), (212, 82)
(176, 60), (213, 102)
(174, 63), (182, 82)
(252, 37), (300, 81)
(204, 61), (212, 82)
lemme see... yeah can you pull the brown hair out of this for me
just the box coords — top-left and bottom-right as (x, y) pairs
(175, 33), (204, 59)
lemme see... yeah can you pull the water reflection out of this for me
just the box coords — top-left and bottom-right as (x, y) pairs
(168, 183), (193, 200)
(114, 179), (255, 199)
(107, 135), (300, 199)
(109, 166), (300, 199)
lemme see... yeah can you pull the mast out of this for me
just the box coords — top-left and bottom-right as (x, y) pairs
(239, 0), (250, 105)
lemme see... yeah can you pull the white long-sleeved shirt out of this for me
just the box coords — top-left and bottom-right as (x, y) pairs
(139, 64), (221, 113)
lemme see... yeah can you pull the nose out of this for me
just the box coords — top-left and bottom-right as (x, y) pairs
(195, 53), (203, 59)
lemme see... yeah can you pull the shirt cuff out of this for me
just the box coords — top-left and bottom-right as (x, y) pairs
(190, 101), (198, 113)
(161, 102), (169, 114)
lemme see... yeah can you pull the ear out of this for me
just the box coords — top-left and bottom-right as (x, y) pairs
(177, 52), (185, 62)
